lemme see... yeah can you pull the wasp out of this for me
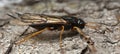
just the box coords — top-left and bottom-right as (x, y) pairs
(8, 13), (96, 54)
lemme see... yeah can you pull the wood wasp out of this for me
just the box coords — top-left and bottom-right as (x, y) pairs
(8, 13), (96, 54)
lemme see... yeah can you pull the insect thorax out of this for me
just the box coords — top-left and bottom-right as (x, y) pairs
(61, 16), (86, 29)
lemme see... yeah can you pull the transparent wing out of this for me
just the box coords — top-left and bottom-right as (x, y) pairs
(9, 13), (67, 25)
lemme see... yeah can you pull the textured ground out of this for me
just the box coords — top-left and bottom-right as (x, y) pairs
(0, 0), (120, 54)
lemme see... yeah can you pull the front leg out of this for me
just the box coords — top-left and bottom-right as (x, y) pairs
(73, 26), (97, 54)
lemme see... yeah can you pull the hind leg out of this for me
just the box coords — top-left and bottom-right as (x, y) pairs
(16, 28), (48, 45)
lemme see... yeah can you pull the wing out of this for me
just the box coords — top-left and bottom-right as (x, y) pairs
(9, 13), (67, 26)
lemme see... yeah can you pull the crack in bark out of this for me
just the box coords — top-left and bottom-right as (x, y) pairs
(4, 40), (15, 54)
(19, 26), (30, 37)
(104, 35), (120, 44)
(0, 21), (9, 27)
(105, 39), (120, 44)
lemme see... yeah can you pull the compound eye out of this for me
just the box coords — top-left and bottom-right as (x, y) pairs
(78, 20), (83, 25)
(78, 20), (81, 24)
(78, 19), (85, 24)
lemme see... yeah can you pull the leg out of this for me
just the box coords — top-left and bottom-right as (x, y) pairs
(73, 26), (96, 54)
(59, 26), (64, 48)
(59, 26), (65, 54)
(15, 28), (47, 45)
